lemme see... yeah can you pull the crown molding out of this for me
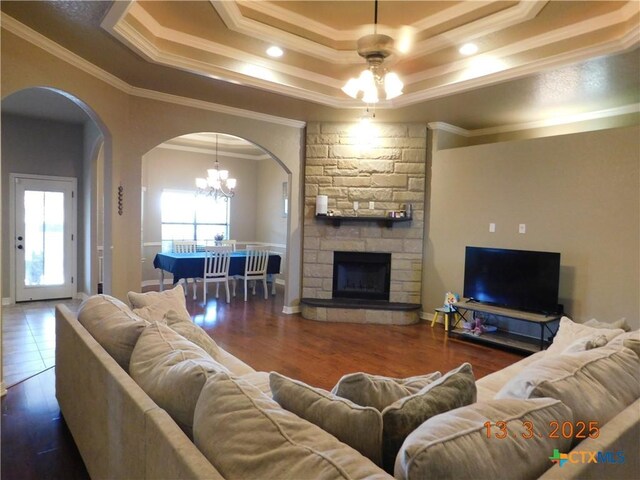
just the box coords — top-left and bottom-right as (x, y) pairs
(119, 3), (344, 88)
(429, 103), (639, 138)
(1, 14), (306, 129)
(211, 0), (358, 64)
(157, 142), (272, 160)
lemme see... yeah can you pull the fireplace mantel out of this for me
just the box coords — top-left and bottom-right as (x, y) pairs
(315, 215), (412, 228)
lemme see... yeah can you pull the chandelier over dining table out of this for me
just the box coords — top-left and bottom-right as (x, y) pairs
(195, 134), (236, 199)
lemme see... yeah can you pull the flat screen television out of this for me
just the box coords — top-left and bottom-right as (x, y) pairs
(463, 247), (561, 314)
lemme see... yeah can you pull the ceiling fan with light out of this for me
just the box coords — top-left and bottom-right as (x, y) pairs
(342, 0), (404, 104)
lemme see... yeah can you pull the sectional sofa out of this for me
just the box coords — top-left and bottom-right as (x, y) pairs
(55, 289), (639, 479)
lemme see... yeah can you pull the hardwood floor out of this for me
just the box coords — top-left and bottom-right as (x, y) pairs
(1, 286), (524, 478)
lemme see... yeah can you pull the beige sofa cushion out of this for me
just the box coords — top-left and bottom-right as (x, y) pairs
(127, 284), (190, 322)
(584, 317), (631, 331)
(546, 316), (624, 355)
(270, 372), (384, 466)
(164, 310), (222, 362)
(193, 372), (392, 480)
(332, 371), (442, 411)
(496, 345), (640, 431)
(395, 398), (573, 480)
(77, 294), (147, 371)
(130, 322), (229, 437)
(381, 363), (476, 472)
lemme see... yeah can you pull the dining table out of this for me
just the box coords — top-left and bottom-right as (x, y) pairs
(153, 250), (282, 294)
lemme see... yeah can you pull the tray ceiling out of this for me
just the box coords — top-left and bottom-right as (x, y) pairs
(102, 0), (640, 108)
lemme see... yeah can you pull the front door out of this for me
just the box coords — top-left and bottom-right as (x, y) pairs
(13, 175), (77, 302)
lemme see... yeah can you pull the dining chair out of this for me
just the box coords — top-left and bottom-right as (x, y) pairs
(233, 246), (270, 301)
(220, 239), (237, 251)
(172, 240), (198, 297)
(200, 246), (232, 303)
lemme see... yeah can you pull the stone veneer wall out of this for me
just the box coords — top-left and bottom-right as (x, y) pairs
(303, 122), (426, 308)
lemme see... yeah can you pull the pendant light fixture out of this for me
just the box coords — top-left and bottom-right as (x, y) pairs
(195, 134), (236, 199)
(342, 0), (404, 104)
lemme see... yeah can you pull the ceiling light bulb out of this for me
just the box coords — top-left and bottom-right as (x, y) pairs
(384, 72), (403, 99)
(266, 46), (284, 58)
(219, 170), (229, 181)
(362, 86), (379, 104)
(196, 178), (207, 189)
(459, 43), (478, 56)
(207, 169), (220, 180)
(227, 178), (237, 189)
(342, 78), (360, 99)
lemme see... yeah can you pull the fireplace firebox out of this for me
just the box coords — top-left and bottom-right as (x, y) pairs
(332, 251), (391, 301)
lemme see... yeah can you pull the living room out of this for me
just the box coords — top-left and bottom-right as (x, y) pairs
(1, 1), (639, 479)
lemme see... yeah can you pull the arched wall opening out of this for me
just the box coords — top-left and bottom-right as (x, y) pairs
(140, 131), (292, 309)
(1, 86), (112, 303)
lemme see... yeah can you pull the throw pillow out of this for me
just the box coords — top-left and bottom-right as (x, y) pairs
(127, 284), (190, 322)
(585, 317), (631, 332)
(164, 310), (222, 362)
(332, 371), (442, 411)
(395, 398), (573, 480)
(270, 372), (384, 466)
(496, 345), (640, 440)
(77, 294), (148, 371)
(380, 363), (476, 473)
(546, 316), (624, 355)
(193, 373), (389, 480)
(129, 322), (230, 438)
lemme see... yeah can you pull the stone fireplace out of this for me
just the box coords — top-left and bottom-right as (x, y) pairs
(301, 122), (426, 325)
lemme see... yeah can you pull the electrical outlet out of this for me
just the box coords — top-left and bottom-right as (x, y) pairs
(353, 201), (359, 211)
(489, 223), (496, 233)
(519, 224), (526, 234)
(369, 201), (375, 209)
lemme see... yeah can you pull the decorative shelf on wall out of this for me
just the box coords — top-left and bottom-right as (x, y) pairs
(316, 215), (412, 228)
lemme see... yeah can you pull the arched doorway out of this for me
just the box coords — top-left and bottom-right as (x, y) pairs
(1, 87), (111, 303)
(140, 132), (291, 314)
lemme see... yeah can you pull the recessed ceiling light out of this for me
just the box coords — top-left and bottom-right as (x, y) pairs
(459, 43), (478, 56)
(266, 46), (284, 58)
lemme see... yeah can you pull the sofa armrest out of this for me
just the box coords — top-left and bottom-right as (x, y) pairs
(55, 304), (158, 479)
(538, 398), (640, 479)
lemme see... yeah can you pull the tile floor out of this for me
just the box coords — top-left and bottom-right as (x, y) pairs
(2, 299), (82, 388)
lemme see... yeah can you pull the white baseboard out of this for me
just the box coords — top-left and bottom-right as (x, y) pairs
(2, 298), (12, 306)
(141, 279), (175, 288)
(282, 305), (301, 314)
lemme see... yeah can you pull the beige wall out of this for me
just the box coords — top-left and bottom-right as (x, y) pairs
(424, 125), (640, 329)
(256, 159), (288, 246)
(1, 29), (304, 310)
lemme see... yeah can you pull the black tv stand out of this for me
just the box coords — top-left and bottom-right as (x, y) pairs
(450, 300), (561, 354)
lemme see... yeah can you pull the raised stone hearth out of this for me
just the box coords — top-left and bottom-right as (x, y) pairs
(302, 122), (426, 325)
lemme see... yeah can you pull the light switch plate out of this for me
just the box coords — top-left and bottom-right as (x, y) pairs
(519, 224), (526, 234)
(489, 223), (496, 233)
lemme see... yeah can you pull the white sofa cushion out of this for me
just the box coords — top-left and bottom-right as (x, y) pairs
(584, 317), (631, 331)
(77, 294), (147, 372)
(270, 372), (384, 466)
(380, 363), (476, 472)
(332, 371), (442, 411)
(193, 372), (391, 480)
(127, 284), (190, 322)
(129, 322), (230, 437)
(496, 345), (640, 433)
(164, 310), (222, 362)
(546, 316), (624, 354)
(395, 398), (573, 480)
